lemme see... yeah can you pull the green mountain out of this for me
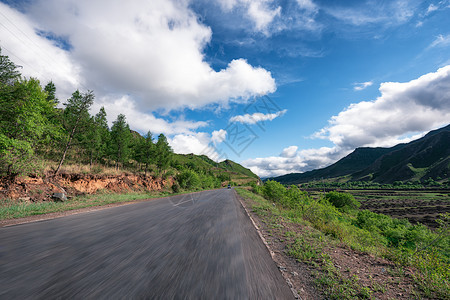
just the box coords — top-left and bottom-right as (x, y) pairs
(171, 154), (259, 183)
(218, 159), (259, 179)
(271, 124), (450, 184)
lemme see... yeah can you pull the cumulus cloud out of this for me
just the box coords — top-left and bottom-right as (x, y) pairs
(211, 129), (227, 145)
(247, 1), (281, 32)
(1, 0), (276, 111)
(0, 2), (81, 100)
(244, 65), (450, 177)
(168, 132), (226, 162)
(353, 81), (373, 91)
(92, 95), (208, 136)
(169, 132), (211, 155)
(280, 146), (298, 158)
(243, 146), (343, 178)
(229, 109), (287, 124)
(315, 65), (450, 150)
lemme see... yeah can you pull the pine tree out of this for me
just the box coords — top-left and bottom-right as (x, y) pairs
(136, 131), (155, 175)
(110, 114), (132, 169)
(55, 90), (94, 175)
(155, 133), (172, 174)
(44, 81), (58, 105)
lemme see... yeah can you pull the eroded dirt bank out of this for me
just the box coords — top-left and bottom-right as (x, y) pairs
(0, 173), (173, 202)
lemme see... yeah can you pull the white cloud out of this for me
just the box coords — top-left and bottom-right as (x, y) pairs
(429, 34), (450, 48)
(353, 81), (373, 91)
(244, 65), (450, 177)
(280, 146), (298, 158)
(168, 132), (225, 162)
(0, 2), (81, 100)
(296, 0), (318, 12)
(1, 0), (276, 112)
(248, 1), (281, 32)
(169, 132), (211, 155)
(324, 1), (416, 26)
(426, 4), (438, 14)
(229, 109), (287, 124)
(315, 65), (450, 150)
(211, 129), (227, 145)
(217, 0), (281, 33)
(91, 95), (208, 136)
(243, 146), (343, 177)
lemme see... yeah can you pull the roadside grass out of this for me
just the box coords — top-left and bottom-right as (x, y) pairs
(0, 189), (194, 220)
(236, 188), (373, 299)
(236, 185), (450, 299)
(0, 186), (228, 221)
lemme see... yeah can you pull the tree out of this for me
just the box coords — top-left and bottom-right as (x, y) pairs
(155, 133), (172, 173)
(44, 81), (58, 105)
(0, 78), (59, 178)
(84, 107), (110, 166)
(0, 48), (21, 86)
(93, 107), (110, 163)
(110, 114), (132, 169)
(55, 90), (94, 175)
(136, 131), (155, 175)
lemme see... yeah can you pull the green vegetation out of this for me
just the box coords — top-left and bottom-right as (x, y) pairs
(325, 191), (360, 211)
(0, 48), (258, 198)
(299, 179), (448, 189)
(0, 191), (167, 220)
(238, 181), (450, 299)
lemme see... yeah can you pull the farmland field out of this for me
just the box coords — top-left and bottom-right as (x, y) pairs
(307, 189), (450, 228)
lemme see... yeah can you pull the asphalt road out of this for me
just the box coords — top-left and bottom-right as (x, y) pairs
(0, 189), (293, 299)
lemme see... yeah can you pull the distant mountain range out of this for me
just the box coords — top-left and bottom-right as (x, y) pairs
(270, 124), (450, 184)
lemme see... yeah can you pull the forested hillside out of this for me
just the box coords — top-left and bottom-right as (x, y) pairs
(0, 49), (258, 199)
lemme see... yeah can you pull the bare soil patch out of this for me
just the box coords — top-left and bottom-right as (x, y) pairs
(355, 190), (450, 228)
(0, 173), (172, 202)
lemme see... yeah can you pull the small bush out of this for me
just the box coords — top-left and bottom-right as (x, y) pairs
(171, 182), (180, 193)
(325, 191), (360, 210)
(263, 180), (286, 202)
(176, 169), (200, 190)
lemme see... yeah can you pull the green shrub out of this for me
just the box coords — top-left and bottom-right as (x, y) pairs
(263, 180), (286, 202)
(325, 191), (360, 210)
(285, 185), (309, 209)
(354, 210), (437, 249)
(171, 182), (180, 193)
(176, 169), (200, 190)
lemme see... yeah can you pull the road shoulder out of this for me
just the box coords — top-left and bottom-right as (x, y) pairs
(235, 189), (318, 299)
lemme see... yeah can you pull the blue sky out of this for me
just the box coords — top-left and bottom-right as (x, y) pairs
(1, 0), (449, 177)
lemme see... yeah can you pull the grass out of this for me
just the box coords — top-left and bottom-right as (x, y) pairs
(0, 190), (193, 220)
(236, 188), (376, 299)
(236, 186), (450, 299)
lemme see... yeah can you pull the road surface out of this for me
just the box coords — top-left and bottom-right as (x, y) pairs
(0, 189), (293, 299)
